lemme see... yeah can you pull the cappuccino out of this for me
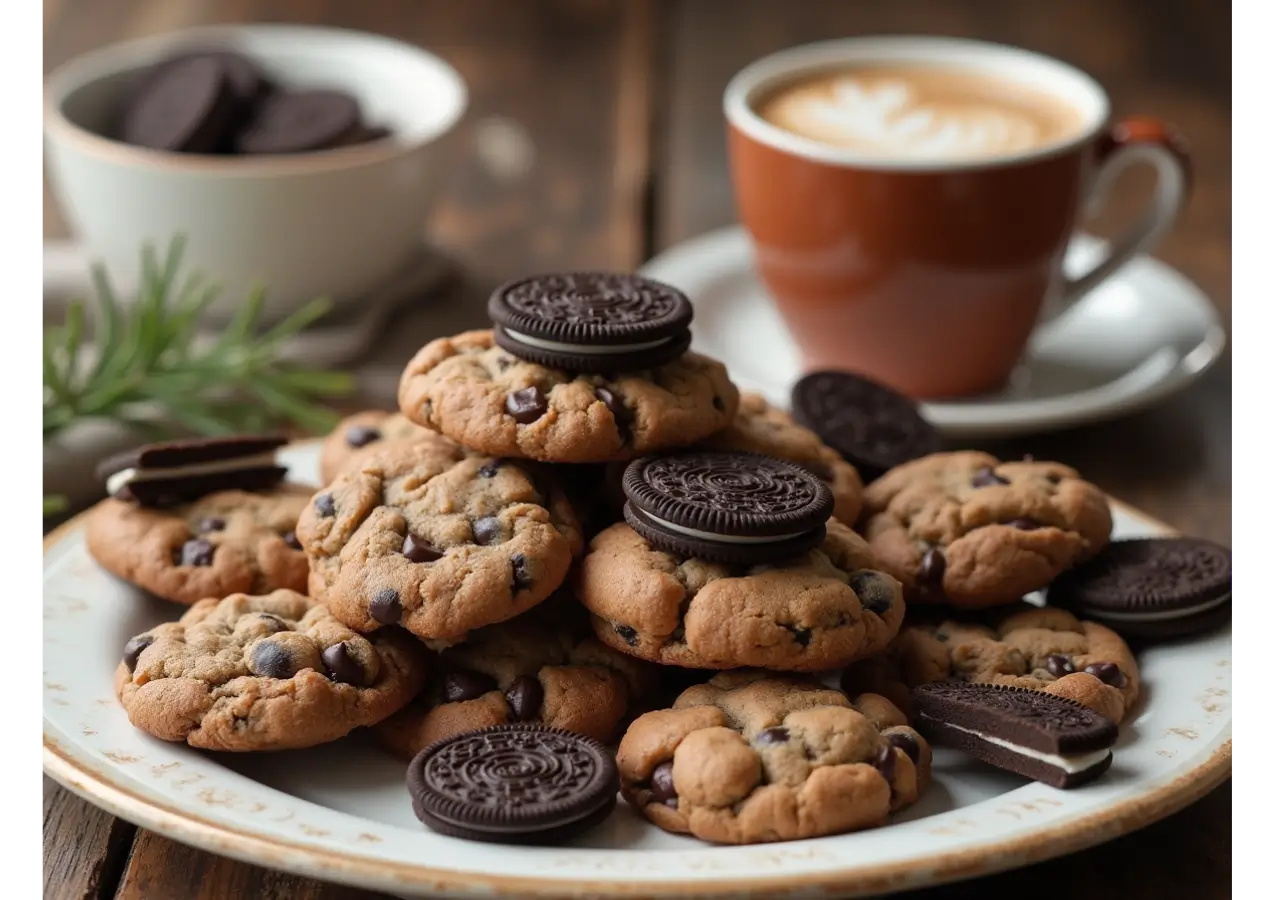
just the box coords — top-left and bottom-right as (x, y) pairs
(757, 65), (1087, 160)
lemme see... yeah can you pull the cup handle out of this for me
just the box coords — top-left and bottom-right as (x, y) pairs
(1051, 116), (1192, 318)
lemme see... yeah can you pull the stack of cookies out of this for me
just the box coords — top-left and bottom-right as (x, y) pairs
(87, 271), (1231, 848)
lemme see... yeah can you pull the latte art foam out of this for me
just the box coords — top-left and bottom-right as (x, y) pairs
(758, 66), (1086, 161)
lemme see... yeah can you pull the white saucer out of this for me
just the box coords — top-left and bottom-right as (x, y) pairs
(642, 226), (1227, 440)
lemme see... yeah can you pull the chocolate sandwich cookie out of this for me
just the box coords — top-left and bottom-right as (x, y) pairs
(407, 724), (619, 843)
(234, 89), (362, 154)
(120, 55), (242, 153)
(790, 371), (942, 483)
(488, 272), (693, 373)
(97, 434), (288, 507)
(1048, 537), (1232, 642)
(621, 451), (834, 565)
(912, 682), (1117, 789)
(148, 48), (272, 108)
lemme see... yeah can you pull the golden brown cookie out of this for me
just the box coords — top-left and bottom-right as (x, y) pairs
(85, 485), (314, 605)
(841, 605), (1139, 723)
(396, 329), (740, 462)
(298, 439), (582, 648)
(699, 392), (864, 525)
(616, 671), (930, 844)
(577, 520), (904, 672)
(115, 590), (427, 750)
(376, 600), (658, 759)
(319, 410), (446, 483)
(859, 451), (1112, 608)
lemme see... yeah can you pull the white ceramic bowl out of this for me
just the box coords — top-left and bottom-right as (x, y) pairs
(44, 24), (467, 323)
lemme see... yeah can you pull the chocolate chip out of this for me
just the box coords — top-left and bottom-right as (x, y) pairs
(649, 760), (677, 807)
(790, 626), (812, 647)
(122, 634), (153, 672)
(511, 554), (533, 591)
(1084, 662), (1127, 688)
(344, 425), (381, 448)
(321, 641), (365, 685)
(596, 387), (631, 439)
(918, 547), (946, 587)
(470, 516), (502, 546)
(478, 460), (503, 478)
(250, 641), (294, 679)
(180, 538), (215, 567)
(197, 516), (225, 533)
(495, 355), (514, 371)
(712, 395), (725, 411)
(1045, 472), (1062, 484)
(756, 726), (789, 745)
(1008, 518), (1042, 530)
(369, 588), (403, 624)
(971, 467), (1010, 488)
(505, 675), (544, 721)
(402, 533), (442, 563)
(282, 531), (302, 550)
(850, 571), (894, 615)
(505, 386), (548, 424)
(873, 743), (897, 783)
(257, 613), (288, 632)
(443, 668), (498, 703)
(614, 623), (639, 646)
(314, 493), (336, 517)
(887, 732), (921, 763)
(1044, 654), (1075, 678)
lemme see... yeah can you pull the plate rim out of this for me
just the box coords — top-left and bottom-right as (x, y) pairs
(646, 224), (1227, 440)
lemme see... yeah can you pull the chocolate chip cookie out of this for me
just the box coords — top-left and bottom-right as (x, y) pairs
(86, 485), (314, 605)
(397, 329), (739, 463)
(320, 410), (449, 483)
(859, 452), (1112, 608)
(841, 605), (1140, 723)
(578, 519), (904, 671)
(376, 599), (658, 759)
(698, 392), (864, 525)
(114, 590), (427, 750)
(298, 439), (583, 647)
(616, 671), (931, 844)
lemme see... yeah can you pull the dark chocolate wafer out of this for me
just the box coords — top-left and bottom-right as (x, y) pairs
(97, 434), (288, 507)
(234, 89), (362, 155)
(790, 371), (942, 483)
(913, 682), (1117, 789)
(119, 55), (241, 153)
(1048, 537), (1232, 642)
(406, 724), (618, 844)
(622, 451), (833, 564)
(488, 272), (693, 372)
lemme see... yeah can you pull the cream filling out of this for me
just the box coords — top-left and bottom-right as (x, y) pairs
(1089, 593), (1230, 622)
(107, 451), (280, 496)
(923, 716), (1112, 774)
(503, 328), (673, 355)
(640, 510), (807, 545)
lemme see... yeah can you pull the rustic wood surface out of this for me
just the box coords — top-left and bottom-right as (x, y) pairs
(43, 0), (1230, 897)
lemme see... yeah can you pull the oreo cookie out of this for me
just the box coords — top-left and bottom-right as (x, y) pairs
(234, 89), (362, 155)
(406, 724), (618, 844)
(622, 451), (834, 564)
(97, 434), (288, 507)
(119, 55), (241, 153)
(790, 371), (942, 483)
(1048, 538), (1232, 642)
(913, 682), (1117, 789)
(488, 273), (693, 373)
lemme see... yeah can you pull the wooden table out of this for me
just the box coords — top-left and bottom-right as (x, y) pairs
(43, 1), (1231, 897)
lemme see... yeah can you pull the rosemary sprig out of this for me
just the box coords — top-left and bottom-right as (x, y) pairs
(43, 237), (355, 442)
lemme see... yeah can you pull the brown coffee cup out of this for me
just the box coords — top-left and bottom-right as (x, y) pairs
(725, 37), (1190, 399)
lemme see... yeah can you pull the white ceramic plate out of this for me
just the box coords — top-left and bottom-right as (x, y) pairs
(44, 442), (1231, 899)
(642, 226), (1227, 441)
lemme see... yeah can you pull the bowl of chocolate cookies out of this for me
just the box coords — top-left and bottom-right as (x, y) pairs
(44, 24), (467, 323)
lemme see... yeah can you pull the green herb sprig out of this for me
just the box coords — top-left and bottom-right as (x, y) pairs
(43, 238), (355, 514)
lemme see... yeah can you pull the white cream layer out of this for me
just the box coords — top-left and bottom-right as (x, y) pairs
(639, 509), (806, 545)
(922, 716), (1112, 774)
(106, 451), (280, 496)
(503, 328), (673, 355)
(1089, 593), (1231, 622)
